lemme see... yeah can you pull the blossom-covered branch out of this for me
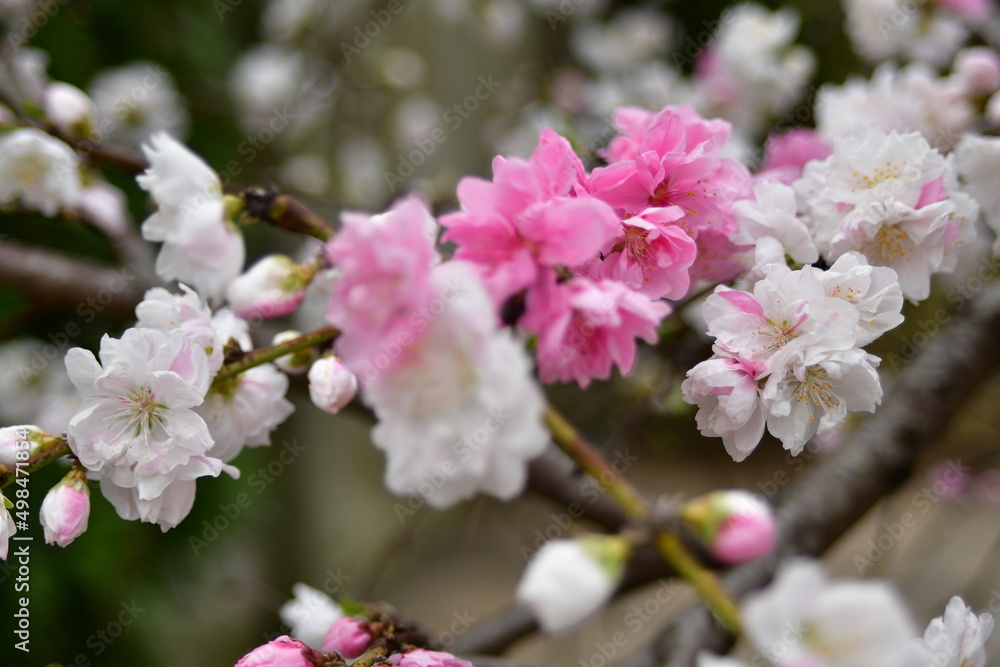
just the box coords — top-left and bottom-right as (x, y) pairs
(628, 280), (1000, 667)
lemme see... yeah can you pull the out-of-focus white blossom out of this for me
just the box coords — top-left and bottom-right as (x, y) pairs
(89, 62), (188, 146)
(137, 132), (245, 304)
(0, 128), (80, 216)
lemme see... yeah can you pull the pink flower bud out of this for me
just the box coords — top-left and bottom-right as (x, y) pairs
(321, 618), (372, 658)
(390, 649), (475, 667)
(308, 355), (358, 415)
(236, 636), (316, 667)
(954, 48), (1000, 96)
(681, 491), (776, 565)
(226, 255), (308, 320)
(40, 473), (90, 548)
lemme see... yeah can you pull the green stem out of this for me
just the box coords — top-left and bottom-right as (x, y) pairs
(543, 405), (743, 635)
(212, 326), (339, 388)
(654, 532), (742, 633)
(544, 406), (649, 519)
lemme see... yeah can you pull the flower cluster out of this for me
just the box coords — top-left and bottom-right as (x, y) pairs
(236, 584), (475, 667)
(699, 560), (994, 667)
(443, 107), (750, 387)
(683, 254), (903, 460)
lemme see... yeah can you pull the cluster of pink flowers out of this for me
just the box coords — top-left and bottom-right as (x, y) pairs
(237, 586), (475, 667)
(443, 106), (750, 386)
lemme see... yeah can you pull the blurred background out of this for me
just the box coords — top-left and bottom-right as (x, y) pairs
(0, 0), (999, 665)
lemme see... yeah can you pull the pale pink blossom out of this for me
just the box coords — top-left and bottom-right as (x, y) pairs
(308, 355), (358, 415)
(227, 255), (308, 320)
(197, 310), (294, 463)
(520, 273), (670, 387)
(693, 5), (815, 136)
(364, 262), (547, 507)
(761, 347), (882, 454)
(799, 127), (977, 301)
(40, 472), (90, 547)
(591, 105), (751, 283)
(732, 180), (818, 267)
(954, 134), (1000, 254)
(236, 636), (316, 667)
(391, 651), (475, 667)
(757, 128), (831, 184)
(135, 285), (223, 373)
(817, 253), (904, 346)
(137, 132), (245, 304)
(65, 328), (231, 530)
(441, 129), (619, 304)
(681, 355), (767, 462)
(322, 618), (372, 658)
(325, 195), (439, 373)
(701, 268), (858, 365)
(952, 47), (1000, 95)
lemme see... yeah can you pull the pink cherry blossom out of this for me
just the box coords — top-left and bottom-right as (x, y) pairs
(440, 129), (620, 304)
(521, 273), (670, 387)
(590, 105), (751, 284)
(322, 618), (372, 658)
(586, 205), (698, 300)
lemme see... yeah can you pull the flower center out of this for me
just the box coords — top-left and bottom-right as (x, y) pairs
(864, 224), (914, 265)
(794, 366), (839, 415)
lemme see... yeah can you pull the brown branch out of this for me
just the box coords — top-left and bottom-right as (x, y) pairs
(62, 133), (148, 173)
(625, 280), (1000, 667)
(242, 188), (336, 241)
(0, 239), (151, 316)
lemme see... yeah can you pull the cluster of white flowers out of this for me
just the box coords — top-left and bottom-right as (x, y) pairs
(137, 132), (245, 304)
(798, 126), (977, 301)
(843, 0), (969, 67)
(699, 560), (994, 667)
(61, 283), (296, 531)
(683, 253), (903, 460)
